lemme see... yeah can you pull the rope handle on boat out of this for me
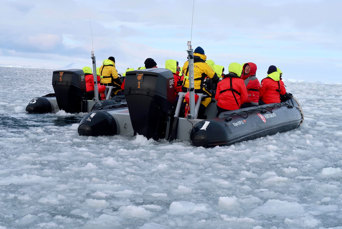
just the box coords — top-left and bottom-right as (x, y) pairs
(223, 110), (249, 120)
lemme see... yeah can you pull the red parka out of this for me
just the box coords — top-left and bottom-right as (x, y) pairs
(85, 74), (106, 98)
(259, 71), (286, 104)
(121, 79), (125, 91)
(173, 72), (184, 94)
(215, 74), (248, 111)
(241, 62), (261, 105)
(165, 59), (183, 95)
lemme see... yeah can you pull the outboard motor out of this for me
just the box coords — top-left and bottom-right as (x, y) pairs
(124, 68), (176, 140)
(52, 69), (86, 113)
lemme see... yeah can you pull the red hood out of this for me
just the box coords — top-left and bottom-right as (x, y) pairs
(241, 62), (257, 80)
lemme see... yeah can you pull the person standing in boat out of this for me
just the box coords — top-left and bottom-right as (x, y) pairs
(259, 65), (286, 104)
(99, 56), (122, 96)
(215, 62), (248, 116)
(144, 58), (158, 69)
(181, 46), (219, 118)
(214, 65), (225, 79)
(240, 62), (261, 107)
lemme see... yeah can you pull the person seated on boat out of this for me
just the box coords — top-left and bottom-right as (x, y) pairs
(259, 65), (286, 104)
(240, 62), (261, 108)
(121, 67), (134, 91)
(99, 56), (122, 96)
(83, 66), (106, 100)
(181, 46), (219, 118)
(214, 65), (225, 79)
(165, 59), (184, 95)
(206, 59), (215, 71)
(215, 62), (248, 116)
(144, 58), (158, 69)
(96, 67), (106, 100)
(204, 59), (219, 92)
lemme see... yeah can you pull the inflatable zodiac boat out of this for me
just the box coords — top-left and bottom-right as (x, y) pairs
(26, 69), (126, 114)
(78, 68), (304, 147)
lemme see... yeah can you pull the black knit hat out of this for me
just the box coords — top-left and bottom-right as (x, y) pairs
(267, 65), (277, 74)
(108, 56), (115, 63)
(144, 58), (157, 68)
(194, 46), (205, 55)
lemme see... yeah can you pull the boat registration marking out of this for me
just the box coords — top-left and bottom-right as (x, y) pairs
(232, 120), (246, 127)
(200, 121), (210, 130)
(257, 112), (277, 123)
(257, 113), (267, 123)
(264, 113), (277, 119)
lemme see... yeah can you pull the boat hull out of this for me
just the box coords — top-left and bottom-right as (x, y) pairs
(190, 98), (303, 147)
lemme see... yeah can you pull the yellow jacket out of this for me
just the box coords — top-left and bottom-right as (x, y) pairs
(182, 53), (216, 90)
(99, 59), (119, 85)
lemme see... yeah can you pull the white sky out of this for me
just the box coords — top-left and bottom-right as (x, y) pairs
(0, 0), (341, 83)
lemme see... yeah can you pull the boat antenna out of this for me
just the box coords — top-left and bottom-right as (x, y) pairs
(190, 0), (195, 42)
(187, 0), (196, 119)
(89, 18), (100, 104)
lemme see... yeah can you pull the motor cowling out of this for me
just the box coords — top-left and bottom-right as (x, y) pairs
(52, 69), (86, 113)
(124, 68), (176, 140)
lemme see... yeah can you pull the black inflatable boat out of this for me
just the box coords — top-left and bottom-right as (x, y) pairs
(26, 69), (126, 114)
(78, 68), (304, 147)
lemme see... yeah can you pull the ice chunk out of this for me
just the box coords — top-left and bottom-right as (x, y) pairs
(250, 199), (305, 218)
(38, 195), (59, 205)
(218, 196), (240, 211)
(15, 214), (38, 226)
(220, 215), (256, 224)
(91, 191), (108, 198)
(150, 193), (168, 198)
(102, 157), (119, 167)
(284, 215), (320, 228)
(85, 199), (108, 208)
(114, 189), (135, 197)
(142, 204), (163, 211)
(174, 185), (192, 194)
(119, 205), (152, 218)
(83, 214), (121, 229)
(133, 135), (154, 145)
(169, 201), (208, 215)
(0, 174), (52, 185)
(83, 162), (97, 169)
(321, 167), (342, 178)
(140, 222), (170, 229)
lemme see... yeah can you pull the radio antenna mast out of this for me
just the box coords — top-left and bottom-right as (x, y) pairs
(190, 0), (195, 42)
(89, 18), (100, 104)
(187, 0), (196, 119)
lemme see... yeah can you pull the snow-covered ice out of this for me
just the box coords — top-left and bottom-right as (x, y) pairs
(0, 67), (342, 228)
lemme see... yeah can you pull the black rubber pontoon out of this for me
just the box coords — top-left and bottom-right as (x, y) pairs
(26, 93), (57, 113)
(190, 97), (303, 147)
